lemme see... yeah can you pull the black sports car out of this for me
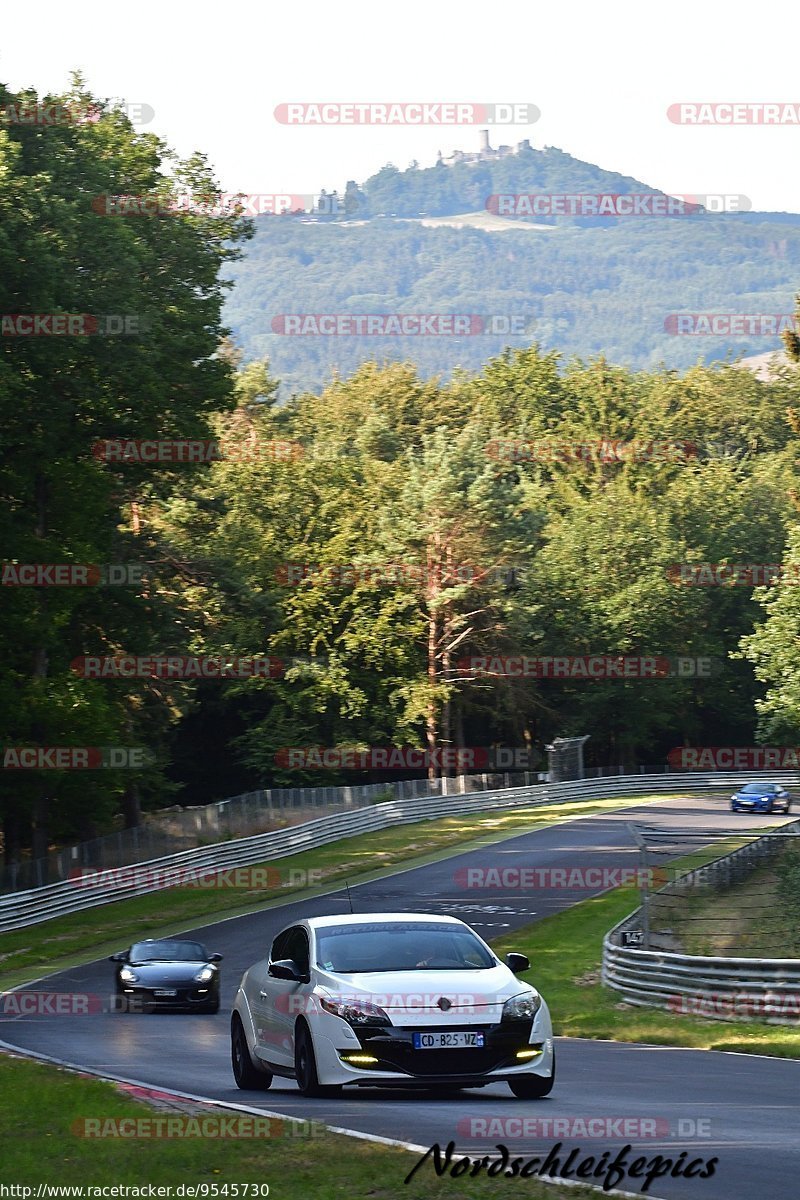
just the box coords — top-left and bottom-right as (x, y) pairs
(110, 938), (223, 1013)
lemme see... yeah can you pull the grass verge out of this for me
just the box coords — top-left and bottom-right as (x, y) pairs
(492, 871), (800, 1058)
(0, 792), (676, 989)
(664, 851), (800, 958)
(0, 1054), (598, 1197)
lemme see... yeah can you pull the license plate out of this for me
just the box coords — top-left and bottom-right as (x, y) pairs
(154, 989), (177, 997)
(412, 1031), (484, 1050)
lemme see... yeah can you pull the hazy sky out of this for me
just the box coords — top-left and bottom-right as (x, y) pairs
(3, 1), (800, 212)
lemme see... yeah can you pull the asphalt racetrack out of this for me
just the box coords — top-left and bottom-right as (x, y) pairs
(3, 795), (799, 1198)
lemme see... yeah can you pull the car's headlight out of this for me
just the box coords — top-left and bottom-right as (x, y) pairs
(119, 967), (138, 984)
(318, 995), (391, 1026)
(502, 991), (541, 1021)
(194, 966), (215, 983)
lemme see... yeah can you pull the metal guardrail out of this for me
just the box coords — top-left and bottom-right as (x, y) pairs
(1, 769), (545, 894)
(603, 815), (800, 1025)
(2, 763), (676, 895)
(1, 769), (795, 935)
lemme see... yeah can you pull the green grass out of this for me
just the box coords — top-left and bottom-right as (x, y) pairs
(492, 875), (800, 1058)
(0, 1054), (599, 1197)
(663, 855), (799, 958)
(0, 792), (678, 989)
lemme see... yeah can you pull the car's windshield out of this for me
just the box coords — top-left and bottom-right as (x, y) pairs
(129, 940), (207, 963)
(741, 783), (777, 794)
(315, 922), (495, 972)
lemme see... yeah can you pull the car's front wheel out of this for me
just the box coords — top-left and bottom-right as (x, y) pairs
(231, 1015), (272, 1089)
(508, 1052), (555, 1099)
(294, 1021), (342, 1098)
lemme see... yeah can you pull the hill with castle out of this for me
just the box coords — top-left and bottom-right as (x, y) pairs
(223, 134), (800, 395)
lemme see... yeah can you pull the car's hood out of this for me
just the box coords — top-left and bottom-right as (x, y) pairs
(125, 961), (211, 983)
(316, 964), (534, 1023)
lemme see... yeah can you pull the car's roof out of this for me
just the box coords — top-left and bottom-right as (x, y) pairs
(303, 913), (465, 929)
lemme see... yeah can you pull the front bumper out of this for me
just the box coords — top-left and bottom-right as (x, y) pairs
(313, 1010), (554, 1087)
(118, 985), (217, 1009)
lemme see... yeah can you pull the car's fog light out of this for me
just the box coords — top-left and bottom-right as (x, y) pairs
(339, 1052), (379, 1065)
(516, 1045), (543, 1059)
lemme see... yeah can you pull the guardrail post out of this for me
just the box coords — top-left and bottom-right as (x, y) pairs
(627, 822), (650, 949)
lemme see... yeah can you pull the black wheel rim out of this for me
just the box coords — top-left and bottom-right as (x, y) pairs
(296, 1033), (310, 1089)
(233, 1030), (245, 1080)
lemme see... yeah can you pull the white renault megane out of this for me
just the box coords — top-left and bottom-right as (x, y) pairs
(231, 913), (554, 1097)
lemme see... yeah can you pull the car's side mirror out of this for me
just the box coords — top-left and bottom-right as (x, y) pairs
(108, 951), (128, 963)
(505, 952), (530, 975)
(209, 953), (223, 963)
(268, 958), (304, 982)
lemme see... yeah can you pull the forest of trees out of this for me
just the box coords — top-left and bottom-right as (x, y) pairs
(225, 204), (800, 396)
(222, 143), (800, 395)
(3, 80), (800, 870)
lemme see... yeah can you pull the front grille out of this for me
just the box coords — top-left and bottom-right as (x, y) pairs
(132, 987), (208, 1003)
(354, 1020), (531, 1077)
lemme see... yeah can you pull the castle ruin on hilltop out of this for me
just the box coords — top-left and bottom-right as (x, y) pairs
(436, 129), (532, 167)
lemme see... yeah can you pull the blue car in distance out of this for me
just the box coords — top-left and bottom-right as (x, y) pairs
(730, 782), (792, 814)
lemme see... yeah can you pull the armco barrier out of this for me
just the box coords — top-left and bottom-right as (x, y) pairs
(0, 770), (794, 934)
(0, 769), (542, 894)
(603, 816), (800, 1025)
